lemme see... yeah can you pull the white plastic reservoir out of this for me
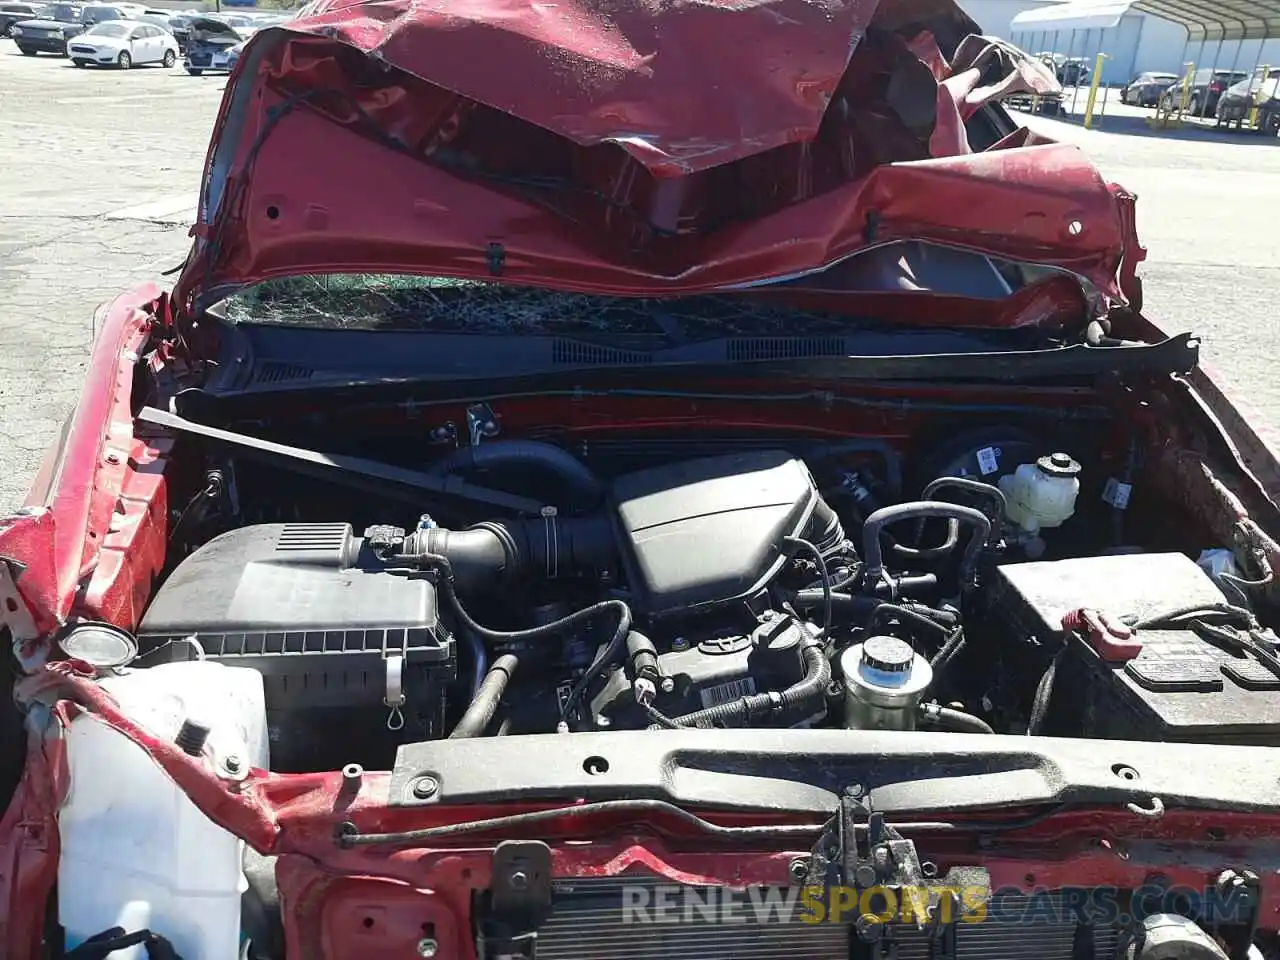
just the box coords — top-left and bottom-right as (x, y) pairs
(58, 660), (269, 960)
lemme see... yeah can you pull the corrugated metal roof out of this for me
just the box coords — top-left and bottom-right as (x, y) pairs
(1011, 0), (1133, 32)
(1012, 0), (1280, 40)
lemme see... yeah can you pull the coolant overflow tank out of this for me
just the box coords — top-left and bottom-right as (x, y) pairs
(840, 635), (933, 730)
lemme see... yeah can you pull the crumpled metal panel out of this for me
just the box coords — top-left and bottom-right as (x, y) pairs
(290, 0), (887, 176)
(172, 0), (1136, 310)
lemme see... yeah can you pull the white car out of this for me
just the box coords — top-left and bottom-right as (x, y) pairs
(66, 18), (178, 68)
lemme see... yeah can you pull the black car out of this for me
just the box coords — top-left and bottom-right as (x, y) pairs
(10, 2), (125, 54)
(1120, 71), (1178, 107)
(181, 15), (239, 75)
(0, 2), (47, 37)
(1215, 70), (1280, 134)
(1158, 67), (1250, 116)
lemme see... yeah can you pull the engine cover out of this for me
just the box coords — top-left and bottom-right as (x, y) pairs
(611, 450), (838, 617)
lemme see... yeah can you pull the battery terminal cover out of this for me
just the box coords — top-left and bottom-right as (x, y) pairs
(1061, 608), (1144, 662)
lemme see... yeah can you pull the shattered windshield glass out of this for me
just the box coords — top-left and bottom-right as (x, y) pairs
(218, 274), (854, 336)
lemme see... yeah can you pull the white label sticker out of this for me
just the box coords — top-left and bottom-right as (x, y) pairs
(976, 446), (1000, 475)
(699, 676), (757, 709)
(1103, 478), (1133, 509)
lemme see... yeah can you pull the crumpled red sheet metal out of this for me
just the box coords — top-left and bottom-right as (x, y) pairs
(174, 0), (1126, 310)
(292, 0), (891, 176)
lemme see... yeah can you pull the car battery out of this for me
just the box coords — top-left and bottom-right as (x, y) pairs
(990, 552), (1280, 745)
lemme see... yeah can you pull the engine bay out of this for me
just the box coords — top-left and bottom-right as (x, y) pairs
(70, 414), (1278, 774)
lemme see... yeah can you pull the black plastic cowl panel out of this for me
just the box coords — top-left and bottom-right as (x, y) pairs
(610, 450), (823, 617)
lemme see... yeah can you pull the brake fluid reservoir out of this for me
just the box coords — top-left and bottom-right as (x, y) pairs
(840, 636), (933, 730)
(57, 661), (268, 960)
(998, 452), (1081, 533)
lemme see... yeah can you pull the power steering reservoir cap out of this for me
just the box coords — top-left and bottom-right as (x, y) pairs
(859, 635), (915, 689)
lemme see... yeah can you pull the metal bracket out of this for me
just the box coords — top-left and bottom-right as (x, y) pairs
(0, 558), (41, 669)
(481, 840), (553, 960)
(467, 402), (500, 447)
(808, 787), (991, 933)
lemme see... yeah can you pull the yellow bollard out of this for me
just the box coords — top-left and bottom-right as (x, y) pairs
(1083, 52), (1111, 128)
(1178, 62), (1195, 113)
(1249, 65), (1271, 129)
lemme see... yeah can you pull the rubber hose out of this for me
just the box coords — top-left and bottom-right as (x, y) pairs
(464, 627), (488, 697)
(919, 476), (1006, 549)
(1026, 647), (1065, 736)
(920, 703), (994, 734)
(929, 628), (967, 676)
(862, 502), (991, 589)
(793, 575), (939, 610)
(402, 552), (632, 649)
(425, 439), (604, 507)
(887, 522), (960, 562)
(648, 632), (830, 729)
(407, 512), (616, 592)
(866, 602), (951, 643)
(450, 654), (518, 738)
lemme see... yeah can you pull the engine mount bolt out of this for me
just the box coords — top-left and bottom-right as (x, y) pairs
(223, 755), (242, 775)
(845, 783), (865, 799)
(411, 776), (439, 800)
(417, 937), (439, 957)
(660, 677), (675, 694)
(789, 858), (809, 883)
(342, 763), (363, 782)
(509, 869), (530, 891)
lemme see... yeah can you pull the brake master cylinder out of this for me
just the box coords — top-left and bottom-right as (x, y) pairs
(998, 452), (1081, 534)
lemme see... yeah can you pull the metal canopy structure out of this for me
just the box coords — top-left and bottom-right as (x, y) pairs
(1134, 0), (1280, 41)
(1011, 0), (1280, 42)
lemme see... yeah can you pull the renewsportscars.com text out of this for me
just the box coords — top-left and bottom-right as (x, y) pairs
(618, 884), (1254, 926)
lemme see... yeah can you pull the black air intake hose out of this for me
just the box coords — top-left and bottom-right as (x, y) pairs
(647, 627), (830, 729)
(450, 654), (518, 738)
(425, 440), (604, 510)
(402, 513), (616, 592)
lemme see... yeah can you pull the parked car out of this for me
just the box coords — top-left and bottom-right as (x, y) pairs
(66, 18), (178, 67)
(9, 2), (125, 54)
(1158, 67), (1249, 115)
(1215, 70), (1280, 134)
(1120, 70), (1178, 106)
(164, 11), (195, 49)
(0, 1), (47, 37)
(180, 13), (238, 73)
(8, 2), (1280, 960)
(1056, 56), (1091, 86)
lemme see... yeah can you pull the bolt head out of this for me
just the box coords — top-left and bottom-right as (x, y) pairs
(417, 938), (438, 957)
(854, 864), (878, 887)
(789, 858), (809, 882)
(855, 914), (884, 941)
(223, 755), (242, 774)
(509, 869), (530, 890)
(411, 776), (439, 800)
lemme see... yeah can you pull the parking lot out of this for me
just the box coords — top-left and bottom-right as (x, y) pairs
(1, 40), (1280, 511)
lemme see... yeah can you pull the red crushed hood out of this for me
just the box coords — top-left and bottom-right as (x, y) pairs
(174, 0), (1137, 310)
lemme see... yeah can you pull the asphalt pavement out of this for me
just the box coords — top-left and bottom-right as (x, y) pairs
(1, 45), (1278, 511)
